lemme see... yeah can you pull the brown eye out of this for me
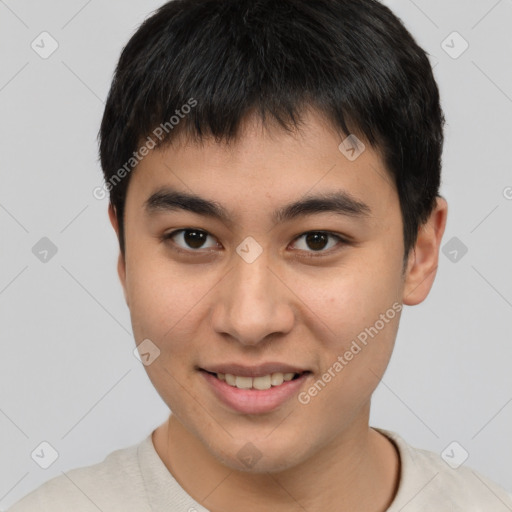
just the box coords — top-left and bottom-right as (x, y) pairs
(182, 229), (207, 249)
(164, 229), (219, 251)
(305, 232), (329, 251)
(291, 231), (345, 255)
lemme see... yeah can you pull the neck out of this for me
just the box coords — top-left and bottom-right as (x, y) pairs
(152, 409), (400, 512)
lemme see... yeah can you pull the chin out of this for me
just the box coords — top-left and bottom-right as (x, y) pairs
(207, 434), (312, 474)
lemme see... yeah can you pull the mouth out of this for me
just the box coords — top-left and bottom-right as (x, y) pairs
(198, 365), (312, 414)
(202, 370), (307, 390)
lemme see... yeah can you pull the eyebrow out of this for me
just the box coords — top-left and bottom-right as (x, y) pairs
(144, 187), (372, 225)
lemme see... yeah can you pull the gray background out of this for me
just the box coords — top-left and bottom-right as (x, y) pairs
(0, 0), (511, 508)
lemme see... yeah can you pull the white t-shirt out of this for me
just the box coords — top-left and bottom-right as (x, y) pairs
(7, 427), (512, 511)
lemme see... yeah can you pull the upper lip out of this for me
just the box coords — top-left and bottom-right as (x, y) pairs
(200, 363), (309, 378)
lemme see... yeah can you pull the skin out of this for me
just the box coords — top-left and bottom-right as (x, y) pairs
(109, 108), (447, 512)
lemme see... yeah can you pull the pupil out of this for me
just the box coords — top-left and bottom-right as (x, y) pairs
(306, 232), (327, 251)
(184, 230), (206, 249)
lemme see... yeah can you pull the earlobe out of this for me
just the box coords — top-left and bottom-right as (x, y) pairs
(108, 203), (129, 306)
(403, 197), (448, 306)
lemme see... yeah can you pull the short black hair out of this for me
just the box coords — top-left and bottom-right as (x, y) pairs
(99, 0), (444, 266)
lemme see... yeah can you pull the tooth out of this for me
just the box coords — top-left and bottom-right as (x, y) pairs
(270, 373), (284, 386)
(225, 374), (236, 386)
(253, 375), (272, 390)
(235, 376), (253, 389)
(221, 372), (299, 389)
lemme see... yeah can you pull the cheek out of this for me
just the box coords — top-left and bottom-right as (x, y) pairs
(297, 307), (401, 428)
(124, 255), (199, 345)
(295, 256), (402, 343)
(291, 254), (403, 403)
(313, 284), (401, 376)
(124, 260), (210, 415)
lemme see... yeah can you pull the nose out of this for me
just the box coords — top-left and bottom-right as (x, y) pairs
(210, 249), (295, 346)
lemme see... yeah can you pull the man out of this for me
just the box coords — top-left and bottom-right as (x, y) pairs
(9, 0), (512, 510)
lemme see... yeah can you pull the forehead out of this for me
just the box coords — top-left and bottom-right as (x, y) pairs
(127, 109), (397, 227)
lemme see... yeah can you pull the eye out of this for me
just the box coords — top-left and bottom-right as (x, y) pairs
(290, 231), (346, 256)
(163, 228), (220, 251)
(162, 229), (348, 257)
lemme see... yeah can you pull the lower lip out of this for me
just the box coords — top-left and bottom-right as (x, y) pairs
(201, 371), (310, 414)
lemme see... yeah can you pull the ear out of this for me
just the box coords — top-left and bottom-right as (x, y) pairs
(108, 203), (128, 305)
(403, 196), (448, 305)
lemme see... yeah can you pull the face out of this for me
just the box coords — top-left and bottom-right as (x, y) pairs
(112, 109), (437, 473)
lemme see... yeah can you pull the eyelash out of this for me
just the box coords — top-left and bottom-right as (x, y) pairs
(161, 229), (349, 258)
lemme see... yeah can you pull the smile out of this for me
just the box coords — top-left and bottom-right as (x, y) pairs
(213, 371), (303, 390)
(199, 368), (312, 414)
